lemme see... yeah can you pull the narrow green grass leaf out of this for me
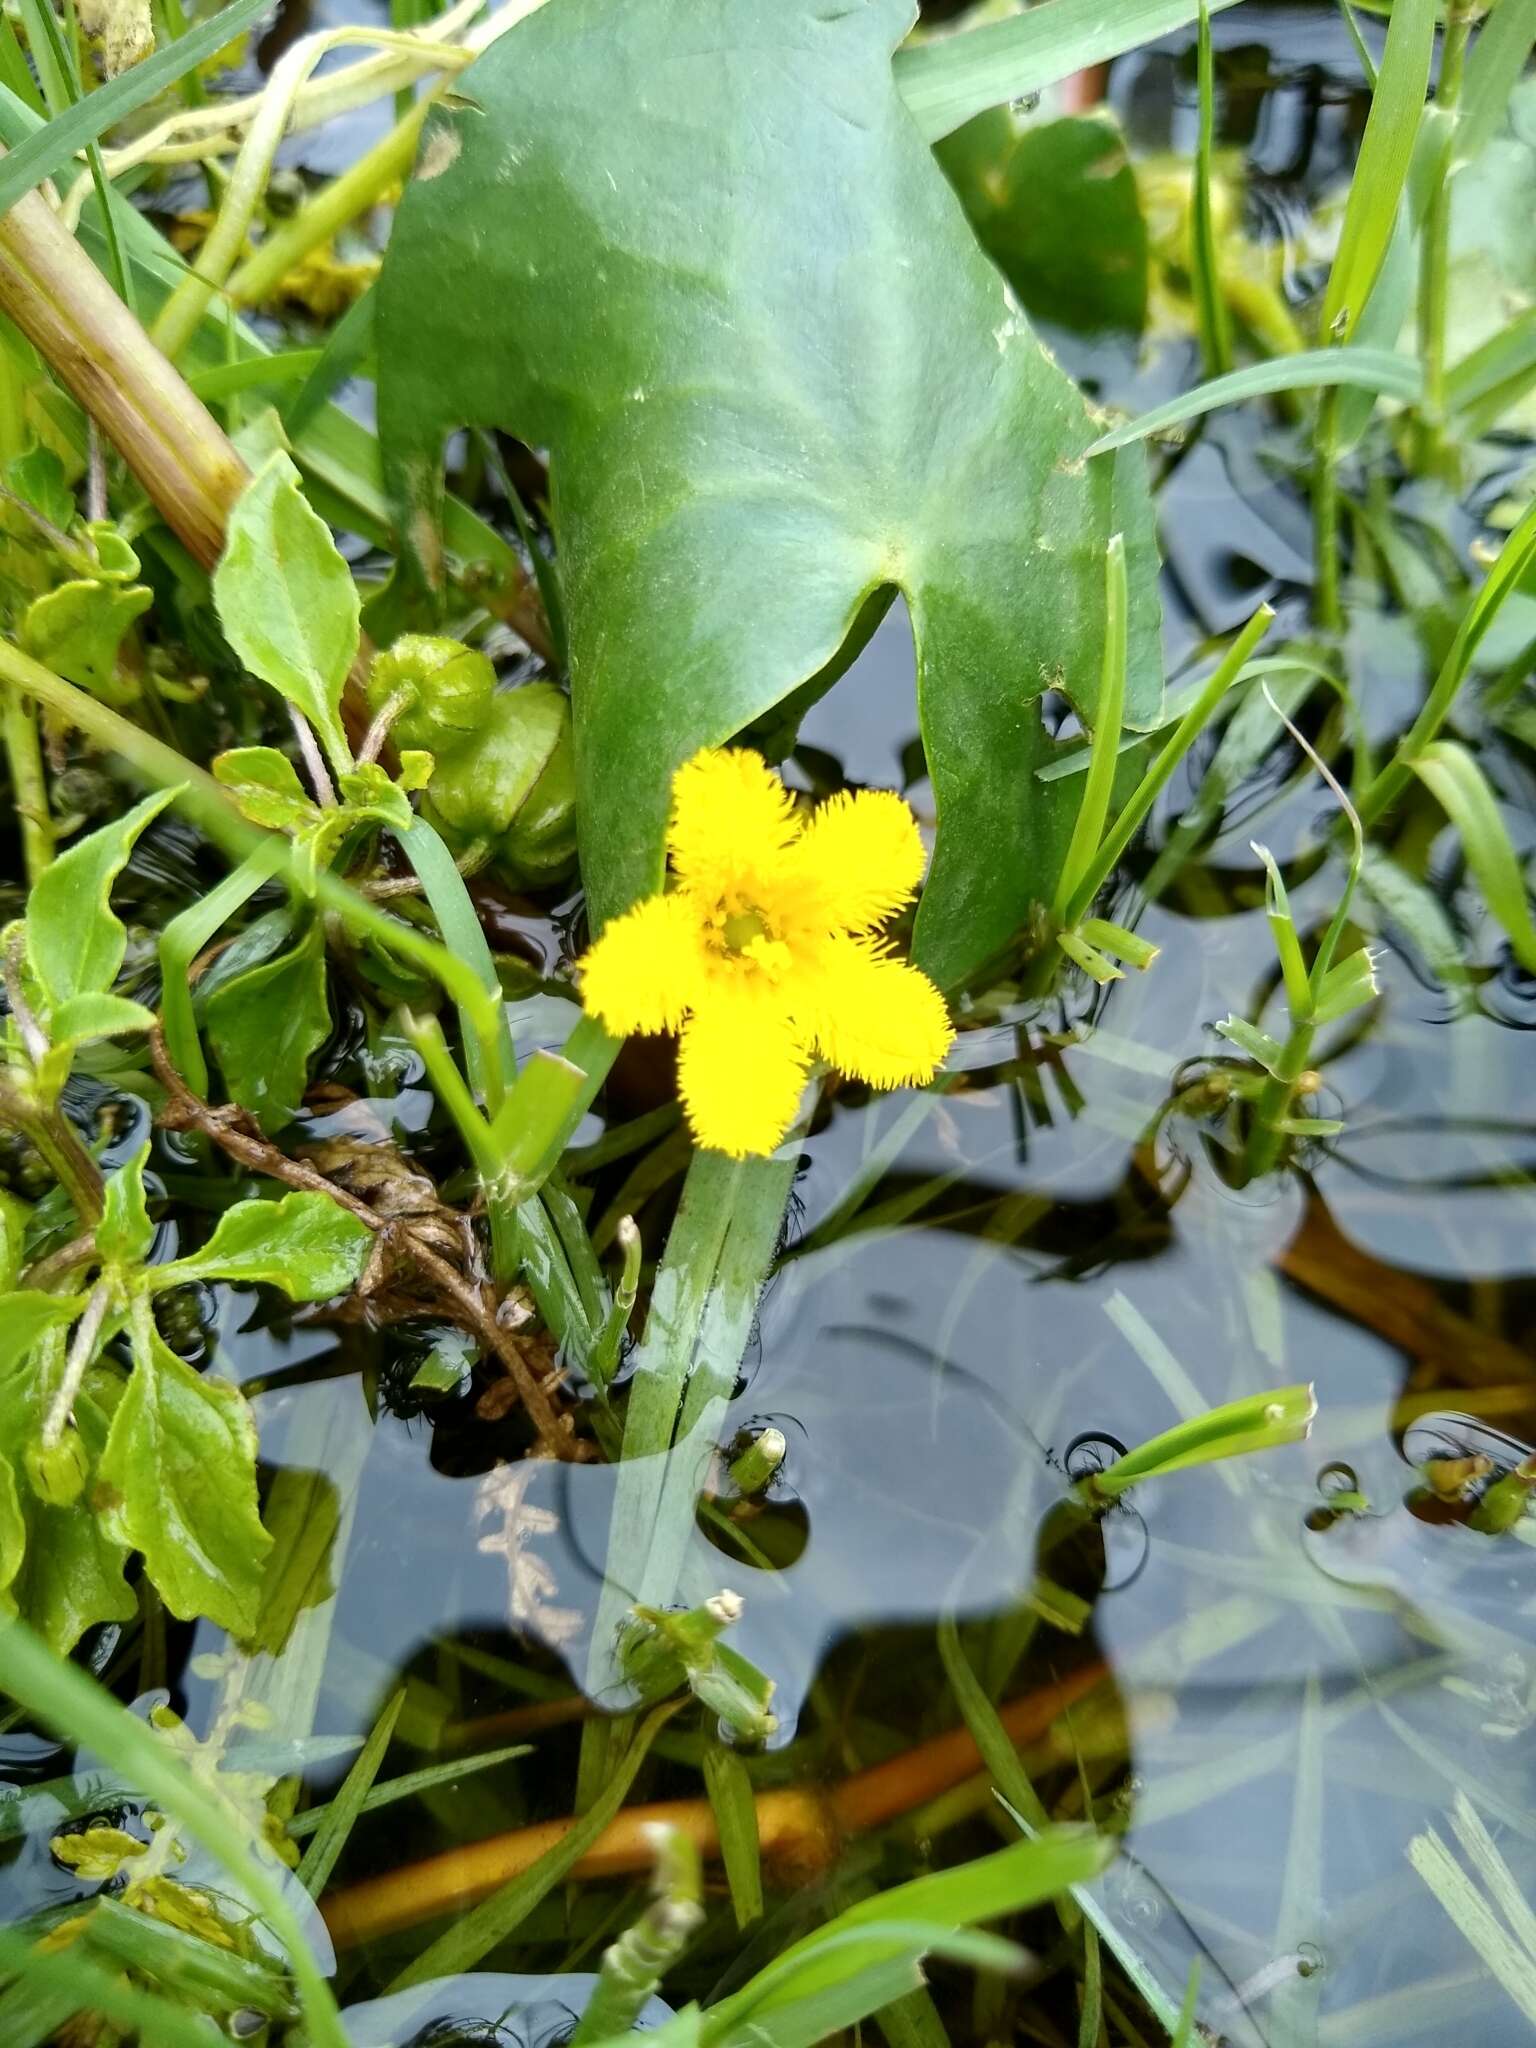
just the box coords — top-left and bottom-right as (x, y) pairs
(1270, 1675), (1325, 2048)
(1449, 1792), (1536, 1962)
(1056, 534), (1128, 918)
(1191, 3), (1231, 377)
(392, 816), (515, 1108)
(188, 351), (327, 403)
(296, 1687), (405, 1897)
(1411, 741), (1536, 972)
(875, 1986), (953, 2048)
(892, 0), (1243, 143)
(388, 1701), (679, 1990)
(0, 0), (272, 219)
(1410, 1827), (1536, 2026)
(1087, 349), (1422, 454)
(1458, 0), (1536, 166)
(1321, 0), (1435, 339)
(285, 1740), (533, 1839)
(1171, 1960), (1202, 2047)
(1447, 306), (1536, 431)
(1336, 0), (1378, 89)
(702, 1740), (764, 1929)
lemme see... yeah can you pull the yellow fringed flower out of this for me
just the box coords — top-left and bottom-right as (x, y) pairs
(580, 748), (953, 1157)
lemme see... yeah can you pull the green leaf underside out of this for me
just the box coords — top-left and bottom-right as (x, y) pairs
(378, 0), (1162, 987)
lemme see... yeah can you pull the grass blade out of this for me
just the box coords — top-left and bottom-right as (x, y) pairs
(1055, 534), (1128, 920)
(296, 1687), (405, 1897)
(386, 1701), (679, 1989)
(1457, 0), (1536, 166)
(702, 1740), (764, 1929)
(285, 1740), (533, 1840)
(1087, 349), (1422, 455)
(1321, 0), (1435, 341)
(1409, 1827), (1536, 2026)
(1191, 2), (1231, 377)
(0, 0), (273, 220)
(1410, 741), (1536, 973)
(893, 0), (1242, 144)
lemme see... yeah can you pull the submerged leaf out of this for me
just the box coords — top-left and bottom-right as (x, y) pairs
(377, 0), (1162, 986)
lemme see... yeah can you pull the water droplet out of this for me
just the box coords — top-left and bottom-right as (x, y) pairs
(1296, 1941), (1326, 1979)
(1317, 1461), (1357, 1500)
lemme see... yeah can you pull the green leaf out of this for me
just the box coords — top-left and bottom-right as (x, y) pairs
(99, 1303), (270, 1636)
(936, 108), (1147, 336)
(1215, 1015), (1285, 1074)
(98, 1143), (152, 1267)
(337, 759), (414, 831)
(1457, 0), (1536, 169)
(1321, 0), (1435, 341)
(21, 578), (151, 705)
(25, 788), (176, 1010)
(377, 0), (1162, 988)
(47, 991), (157, 1049)
(1411, 740), (1536, 973)
(1085, 347), (1423, 454)
(0, 0), (272, 220)
(1311, 946), (1379, 1025)
(152, 1190), (371, 1301)
(892, 0), (1243, 143)
(203, 914), (332, 1131)
(212, 450), (359, 778)
(0, 1309), (133, 1653)
(211, 746), (319, 834)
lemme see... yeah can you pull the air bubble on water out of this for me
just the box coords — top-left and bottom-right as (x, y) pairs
(1296, 1941), (1326, 1979)
(1317, 1461), (1357, 1500)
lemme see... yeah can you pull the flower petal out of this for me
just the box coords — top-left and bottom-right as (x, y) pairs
(782, 788), (927, 934)
(668, 748), (801, 903)
(678, 979), (809, 1158)
(797, 934), (953, 1087)
(580, 890), (708, 1036)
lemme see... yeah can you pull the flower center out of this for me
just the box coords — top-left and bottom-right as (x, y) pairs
(721, 907), (770, 954)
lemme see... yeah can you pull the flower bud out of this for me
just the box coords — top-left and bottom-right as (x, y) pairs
(365, 634), (496, 754)
(25, 1430), (89, 1508)
(427, 682), (577, 886)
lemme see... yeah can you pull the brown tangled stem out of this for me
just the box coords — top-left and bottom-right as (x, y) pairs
(321, 1658), (1109, 1948)
(148, 1026), (586, 1460)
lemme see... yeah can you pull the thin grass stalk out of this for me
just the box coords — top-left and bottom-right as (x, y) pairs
(1054, 534), (1127, 922)
(1191, 1), (1231, 378)
(1312, 384), (1343, 632)
(1413, 2), (1474, 475)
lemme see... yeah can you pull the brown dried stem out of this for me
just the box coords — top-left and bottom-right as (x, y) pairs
(149, 1026), (585, 1459)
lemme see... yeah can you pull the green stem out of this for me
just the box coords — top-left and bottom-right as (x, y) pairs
(229, 95), (431, 308)
(570, 1828), (703, 2046)
(1414, 5), (1472, 477)
(1062, 603), (1273, 928)
(2, 684), (53, 881)
(0, 1079), (104, 1222)
(1244, 1017), (1314, 1178)
(158, 841), (288, 1095)
(1312, 384), (1343, 633)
